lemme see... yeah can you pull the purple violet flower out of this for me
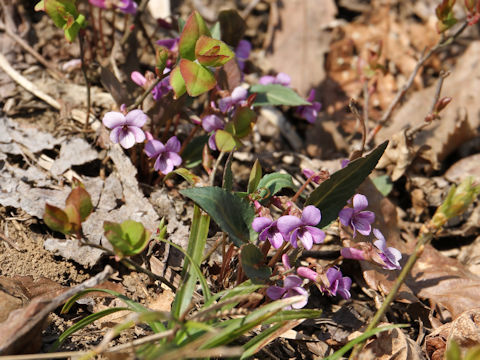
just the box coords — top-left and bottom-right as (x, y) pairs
(252, 217), (285, 249)
(152, 75), (172, 100)
(339, 194), (375, 237)
(297, 267), (318, 282)
(296, 89), (321, 124)
(131, 71), (147, 87)
(341, 159), (350, 168)
(102, 109), (146, 149)
(373, 229), (402, 270)
(89, 0), (106, 9)
(266, 275), (308, 309)
(117, 0), (137, 14)
(340, 247), (366, 261)
(235, 40), (251, 72)
(156, 38), (179, 52)
(277, 206), (325, 250)
(218, 86), (248, 113)
(324, 268), (352, 299)
(202, 115), (225, 151)
(144, 136), (182, 175)
(259, 72), (291, 86)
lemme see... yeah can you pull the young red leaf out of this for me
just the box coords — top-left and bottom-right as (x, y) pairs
(44, 204), (71, 234)
(65, 186), (93, 222)
(155, 46), (169, 76)
(64, 204), (81, 234)
(195, 35), (235, 67)
(170, 66), (187, 99)
(178, 11), (211, 61)
(179, 59), (216, 97)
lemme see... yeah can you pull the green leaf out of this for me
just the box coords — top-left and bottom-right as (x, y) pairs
(250, 84), (311, 106)
(241, 322), (286, 359)
(247, 159), (262, 194)
(264, 309), (323, 324)
(241, 244), (271, 284)
(164, 168), (202, 186)
(305, 141), (388, 228)
(215, 129), (239, 152)
(65, 186), (92, 222)
(324, 324), (408, 360)
(446, 340), (461, 360)
(223, 151), (234, 192)
(230, 107), (256, 138)
(256, 172), (296, 200)
(372, 174), (393, 196)
(179, 59), (217, 97)
(178, 11), (211, 61)
(181, 134), (209, 168)
(61, 288), (166, 333)
(171, 205), (210, 318)
(44, 204), (71, 234)
(200, 295), (307, 349)
(103, 220), (151, 258)
(51, 307), (131, 350)
(195, 36), (235, 67)
(170, 66), (187, 99)
(210, 21), (221, 40)
(218, 9), (246, 48)
(180, 187), (255, 247)
(155, 46), (169, 76)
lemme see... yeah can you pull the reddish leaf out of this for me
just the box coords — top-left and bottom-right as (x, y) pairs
(43, 204), (71, 234)
(195, 35), (235, 67)
(65, 186), (93, 222)
(179, 59), (216, 97)
(218, 9), (246, 48)
(178, 11), (211, 61)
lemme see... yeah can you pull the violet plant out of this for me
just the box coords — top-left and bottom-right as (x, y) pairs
(39, 4), (471, 359)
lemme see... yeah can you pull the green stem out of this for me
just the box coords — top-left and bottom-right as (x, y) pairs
(78, 32), (91, 131)
(348, 231), (433, 359)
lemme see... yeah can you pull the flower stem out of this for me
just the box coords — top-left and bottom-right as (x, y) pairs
(78, 32), (91, 131)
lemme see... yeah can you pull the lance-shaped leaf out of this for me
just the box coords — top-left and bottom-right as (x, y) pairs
(178, 11), (211, 60)
(247, 159), (262, 194)
(241, 244), (271, 284)
(250, 84), (311, 107)
(104, 220), (151, 259)
(170, 66), (186, 99)
(195, 35), (235, 67)
(305, 141), (388, 228)
(179, 59), (217, 97)
(180, 187), (255, 247)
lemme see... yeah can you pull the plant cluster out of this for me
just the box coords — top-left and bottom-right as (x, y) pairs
(35, 0), (480, 358)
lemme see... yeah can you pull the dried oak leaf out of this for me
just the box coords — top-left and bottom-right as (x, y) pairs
(358, 180), (480, 319)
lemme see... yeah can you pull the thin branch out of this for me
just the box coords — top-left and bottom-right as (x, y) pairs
(366, 20), (469, 145)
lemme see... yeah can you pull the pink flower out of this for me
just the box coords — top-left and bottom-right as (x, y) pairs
(252, 217), (285, 249)
(323, 268), (352, 299)
(277, 206), (325, 250)
(339, 194), (375, 237)
(373, 229), (402, 270)
(296, 89), (321, 124)
(259, 72), (291, 86)
(102, 109), (146, 149)
(202, 115), (225, 151)
(266, 275), (308, 309)
(218, 86), (248, 113)
(144, 136), (182, 174)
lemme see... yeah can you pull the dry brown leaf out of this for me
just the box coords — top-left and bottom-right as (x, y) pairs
(361, 323), (423, 360)
(377, 41), (480, 171)
(445, 153), (480, 183)
(265, 0), (337, 96)
(147, 289), (175, 313)
(358, 179), (480, 319)
(425, 308), (480, 359)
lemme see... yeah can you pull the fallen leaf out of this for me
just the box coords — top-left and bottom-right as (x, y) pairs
(362, 323), (423, 360)
(445, 153), (480, 183)
(377, 41), (480, 171)
(425, 308), (480, 359)
(265, 0), (337, 96)
(50, 138), (99, 176)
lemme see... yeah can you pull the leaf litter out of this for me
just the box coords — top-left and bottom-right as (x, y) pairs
(2, 0), (480, 358)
